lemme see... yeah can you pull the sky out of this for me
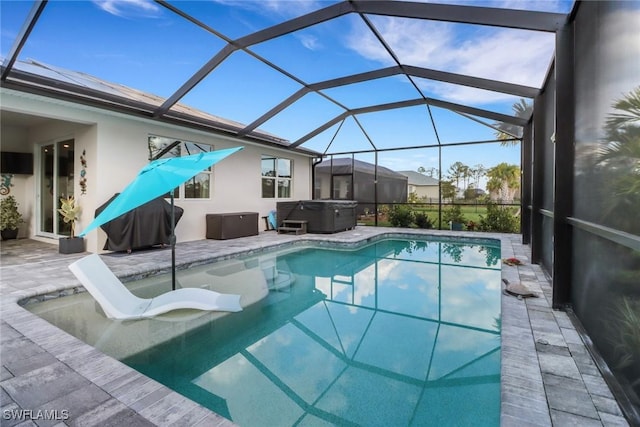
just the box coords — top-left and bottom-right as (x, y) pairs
(0, 0), (575, 189)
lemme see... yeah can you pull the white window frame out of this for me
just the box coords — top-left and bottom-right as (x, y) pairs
(261, 155), (293, 199)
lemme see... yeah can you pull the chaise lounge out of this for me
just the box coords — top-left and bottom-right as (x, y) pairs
(68, 254), (243, 320)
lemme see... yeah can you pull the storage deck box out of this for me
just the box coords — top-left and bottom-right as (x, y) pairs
(206, 212), (259, 239)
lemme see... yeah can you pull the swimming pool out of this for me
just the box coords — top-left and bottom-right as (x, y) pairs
(27, 237), (502, 426)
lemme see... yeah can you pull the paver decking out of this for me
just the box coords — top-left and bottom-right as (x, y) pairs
(0, 229), (630, 426)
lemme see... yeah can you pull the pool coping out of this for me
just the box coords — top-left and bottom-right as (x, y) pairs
(0, 228), (629, 426)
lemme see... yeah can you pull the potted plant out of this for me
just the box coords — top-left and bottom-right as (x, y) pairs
(58, 195), (84, 254)
(443, 205), (466, 231)
(0, 195), (24, 240)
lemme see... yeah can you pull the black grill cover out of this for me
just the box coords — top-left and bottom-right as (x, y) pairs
(96, 195), (183, 252)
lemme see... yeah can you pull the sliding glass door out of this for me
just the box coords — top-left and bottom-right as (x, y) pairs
(38, 139), (74, 237)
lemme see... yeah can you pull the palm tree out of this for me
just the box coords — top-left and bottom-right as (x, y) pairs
(600, 86), (640, 163)
(595, 87), (640, 384)
(597, 86), (640, 234)
(494, 99), (533, 145)
(486, 163), (520, 201)
(604, 86), (640, 131)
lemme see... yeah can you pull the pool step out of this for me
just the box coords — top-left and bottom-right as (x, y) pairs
(278, 220), (308, 235)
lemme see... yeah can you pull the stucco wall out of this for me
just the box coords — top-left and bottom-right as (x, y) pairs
(1, 89), (313, 253)
(411, 185), (439, 201)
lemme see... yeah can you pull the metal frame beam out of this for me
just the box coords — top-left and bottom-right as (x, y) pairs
(521, 120), (533, 244)
(2, 0), (565, 175)
(530, 93), (546, 264)
(153, 2), (356, 120)
(1, 1), (47, 81)
(291, 96), (525, 148)
(235, 2), (355, 47)
(239, 64), (535, 138)
(551, 24), (575, 309)
(154, 44), (236, 117)
(402, 65), (539, 99)
(156, 0), (547, 126)
(353, 0), (566, 32)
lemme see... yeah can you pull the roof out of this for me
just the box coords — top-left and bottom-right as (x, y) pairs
(5, 58), (321, 154)
(397, 170), (440, 186)
(316, 158), (408, 180)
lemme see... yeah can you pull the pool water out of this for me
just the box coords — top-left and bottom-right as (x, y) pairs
(29, 238), (502, 426)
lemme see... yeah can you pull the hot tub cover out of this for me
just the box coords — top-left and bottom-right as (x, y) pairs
(277, 200), (357, 233)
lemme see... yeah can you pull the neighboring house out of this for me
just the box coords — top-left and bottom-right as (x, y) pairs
(468, 188), (487, 198)
(0, 60), (317, 253)
(315, 158), (408, 212)
(397, 171), (440, 202)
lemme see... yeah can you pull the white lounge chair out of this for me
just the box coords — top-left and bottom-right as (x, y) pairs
(68, 254), (242, 320)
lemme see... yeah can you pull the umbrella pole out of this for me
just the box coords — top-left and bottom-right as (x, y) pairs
(171, 189), (176, 290)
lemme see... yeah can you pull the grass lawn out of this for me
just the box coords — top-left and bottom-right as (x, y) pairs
(414, 204), (487, 226)
(357, 203), (518, 230)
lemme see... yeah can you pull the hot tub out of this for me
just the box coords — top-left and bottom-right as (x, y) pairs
(276, 200), (357, 233)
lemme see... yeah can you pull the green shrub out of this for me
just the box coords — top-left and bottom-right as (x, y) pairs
(388, 204), (414, 228)
(442, 205), (466, 225)
(0, 196), (24, 231)
(478, 203), (519, 233)
(408, 191), (420, 203)
(414, 212), (433, 229)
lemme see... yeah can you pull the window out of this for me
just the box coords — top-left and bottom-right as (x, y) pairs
(148, 135), (212, 199)
(262, 155), (292, 198)
(332, 175), (352, 199)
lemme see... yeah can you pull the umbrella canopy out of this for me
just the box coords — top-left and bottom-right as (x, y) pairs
(79, 146), (243, 237)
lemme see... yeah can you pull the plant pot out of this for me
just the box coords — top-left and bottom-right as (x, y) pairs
(1, 229), (18, 240)
(59, 237), (84, 254)
(450, 222), (463, 231)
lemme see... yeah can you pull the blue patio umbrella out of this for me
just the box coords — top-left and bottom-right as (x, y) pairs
(79, 146), (244, 289)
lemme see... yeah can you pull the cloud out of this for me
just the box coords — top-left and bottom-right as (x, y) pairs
(92, 0), (161, 18)
(210, 0), (327, 50)
(211, 0), (322, 19)
(347, 15), (555, 105)
(296, 33), (322, 51)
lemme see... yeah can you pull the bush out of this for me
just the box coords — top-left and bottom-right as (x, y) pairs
(0, 196), (24, 231)
(414, 212), (433, 229)
(442, 205), (466, 225)
(388, 204), (414, 228)
(479, 203), (519, 233)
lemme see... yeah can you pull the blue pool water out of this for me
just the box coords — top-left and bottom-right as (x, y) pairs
(123, 239), (502, 426)
(27, 238), (502, 426)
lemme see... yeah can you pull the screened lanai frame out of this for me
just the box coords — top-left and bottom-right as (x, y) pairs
(4, 1), (639, 423)
(1, 0), (559, 227)
(2, 0), (554, 147)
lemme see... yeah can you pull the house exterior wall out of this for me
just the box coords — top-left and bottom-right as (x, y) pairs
(411, 185), (439, 201)
(1, 89), (313, 253)
(1, 123), (33, 239)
